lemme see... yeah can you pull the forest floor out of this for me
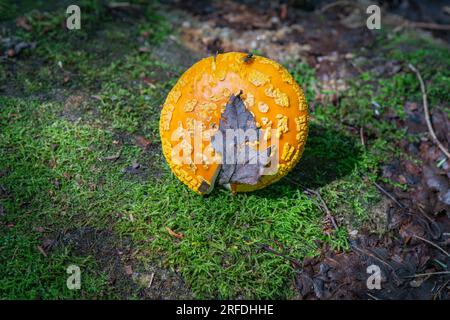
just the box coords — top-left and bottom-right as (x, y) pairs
(0, 0), (449, 299)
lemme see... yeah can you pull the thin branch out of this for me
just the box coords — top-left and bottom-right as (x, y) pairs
(257, 243), (303, 269)
(319, 0), (355, 13)
(408, 64), (450, 159)
(306, 188), (338, 230)
(367, 293), (380, 300)
(36, 245), (48, 257)
(102, 148), (122, 162)
(412, 235), (450, 257)
(409, 22), (450, 31)
(148, 272), (155, 288)
(360, 127), (365, 149)
(353, 246), (392, 270)
(373, 181), (405, 208)
(433, 280), (449, 300)
(353, 245), (401, 283)
(404, 271), (450, 278)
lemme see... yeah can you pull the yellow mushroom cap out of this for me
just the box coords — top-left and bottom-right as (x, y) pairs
(159, 52), (309, 194)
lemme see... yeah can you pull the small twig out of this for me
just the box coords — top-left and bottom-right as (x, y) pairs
(394, 18), (450, 32)
(353, 246), (392, 269)
(102, 137), (124, 163)
(319, 0), (355, 13)
(148, 272), (155, 288)
(409, 21), (450, 31)
(373, 181), (405, 208)
(107, 2), (141, 10)
(408, 64), (450, 159)
(433, 280), (449, 300)
(103, 149), (122, 162)
(359, 127), (365, 149)
(349, 60), (364, 74)
(306, 188), (338, 230)
(37, 245), (47, 257)
(311, 81), (321, 97)
(353, 245), (401, 283)
(404, 271), (450, 278)
(366, 293), (380, 300)
(258, 243), (302, 269)
(412, 235), (450, 257)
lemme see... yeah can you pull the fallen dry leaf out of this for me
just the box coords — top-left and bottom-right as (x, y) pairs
(165, 226), (184, 239)
(135, 135), (152, 149)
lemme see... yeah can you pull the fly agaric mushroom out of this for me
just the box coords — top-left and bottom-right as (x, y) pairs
(159, 52), (308, 194)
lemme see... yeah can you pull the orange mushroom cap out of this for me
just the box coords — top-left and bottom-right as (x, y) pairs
(159, 52), (309, 194)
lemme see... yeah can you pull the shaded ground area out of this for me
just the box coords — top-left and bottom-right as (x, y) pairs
(0, 0), (449, 299)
